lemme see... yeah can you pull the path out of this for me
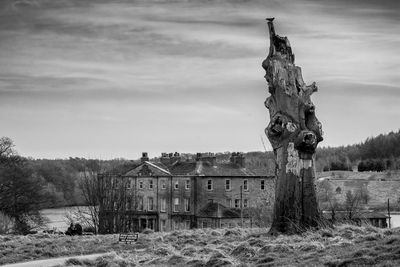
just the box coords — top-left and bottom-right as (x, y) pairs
(1, 253), (110, 267)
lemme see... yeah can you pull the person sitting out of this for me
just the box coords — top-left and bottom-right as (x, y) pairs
(74, 223), (83, 235)
(65, 223), (74, 236)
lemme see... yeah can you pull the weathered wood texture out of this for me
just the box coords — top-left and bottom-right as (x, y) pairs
(263, 20), (323, 234)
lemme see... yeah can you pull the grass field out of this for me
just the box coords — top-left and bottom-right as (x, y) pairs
(1, 225), (400, 266)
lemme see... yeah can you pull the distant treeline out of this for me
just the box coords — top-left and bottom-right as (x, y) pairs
(316, 130), (400, 172)
(25, 158), (137, 208)
(17, 129), (400, 208)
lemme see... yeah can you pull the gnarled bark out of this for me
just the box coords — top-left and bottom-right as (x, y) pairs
(263, 19), (323, 234)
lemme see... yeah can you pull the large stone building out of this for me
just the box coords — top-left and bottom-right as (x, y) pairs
(98, 152), (274, 233)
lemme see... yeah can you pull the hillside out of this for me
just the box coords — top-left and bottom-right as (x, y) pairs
(3, 129), (398, 209)
(1, 226), (400, 266)
(316, 130), (400, 172)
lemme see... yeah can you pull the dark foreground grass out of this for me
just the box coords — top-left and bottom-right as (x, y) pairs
(2, 225), (400, 266)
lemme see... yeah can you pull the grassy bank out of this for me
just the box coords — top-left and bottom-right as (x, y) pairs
(1, 225), (400, 266)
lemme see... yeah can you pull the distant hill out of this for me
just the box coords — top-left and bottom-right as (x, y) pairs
(316, 130), (400, 172)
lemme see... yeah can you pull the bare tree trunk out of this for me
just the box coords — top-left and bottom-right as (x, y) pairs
(263, 19), (323, 234)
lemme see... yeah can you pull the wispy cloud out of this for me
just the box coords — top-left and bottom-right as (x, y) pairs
(0, 0), (399, 158)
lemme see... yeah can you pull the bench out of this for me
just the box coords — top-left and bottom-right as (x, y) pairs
(118, 233), (138, 244)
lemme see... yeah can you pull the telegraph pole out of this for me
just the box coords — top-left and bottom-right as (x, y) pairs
(240, 185), (243, 228)
(388, 199), (391, 228)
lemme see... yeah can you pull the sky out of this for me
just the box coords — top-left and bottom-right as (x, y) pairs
(0, 0), (399, 159)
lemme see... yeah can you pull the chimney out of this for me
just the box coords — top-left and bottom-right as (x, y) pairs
(171, 152), (181, 164)
(230, 152), (245, 168)
(161, 152), (181, 165)
(141, 152), (149, 163)
(196, 152), (216, 166)
(196, 152), (202, 161)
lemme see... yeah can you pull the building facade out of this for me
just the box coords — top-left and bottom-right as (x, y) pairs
(98, 152), (274, 233)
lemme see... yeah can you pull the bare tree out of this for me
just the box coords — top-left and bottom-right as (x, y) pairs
(248, 182), (275, 228)
(317, 180), (340, 222)
(75, 163), (103, 234)
(262, 19), (323, 234)
(344, 190), (361, 221)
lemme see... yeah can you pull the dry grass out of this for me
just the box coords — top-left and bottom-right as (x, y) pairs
(2, 225), (400, 266)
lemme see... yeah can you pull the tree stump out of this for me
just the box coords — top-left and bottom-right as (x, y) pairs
(262, 19), (323, 234)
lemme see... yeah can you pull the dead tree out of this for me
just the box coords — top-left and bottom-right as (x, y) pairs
(262, 19), (323, 234)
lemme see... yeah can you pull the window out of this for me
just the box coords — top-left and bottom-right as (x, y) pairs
(113, 201), (117, 210)
(226, 199), (232, 208)
(336, 187), (342, 194)
(149, 179), (153, 189)
(202, 221), (208, 228)
(184, 198), (190, 212)
(174, 198), (180, 212)
(261, 180), (265, 190)
(139, 180), (143, 189)
(148, 197), (154, 211)
(138, 196), (143, 210)
(235, 199), (240, 208)
(225, 179), (231, 191)
(126, 200), (131, 211)
(207, 179), (213, 191)
(185, 220), (190, 229)
(161, 220), (166, 231)
(160, 198), (166, 212)
(185, 180), (191, 190)
(161, 180), (166, 190)
(126, 179), (131, 189)
(243, 179), (248, 191)
(243, 199), (248, 208)
(174, 220), (179, 230)
(174, 181), (179, 190)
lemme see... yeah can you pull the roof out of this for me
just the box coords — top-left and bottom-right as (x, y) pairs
(124, 161), (171, 176)
(122, 159), (265, 177)
(121, 160), (260, 177)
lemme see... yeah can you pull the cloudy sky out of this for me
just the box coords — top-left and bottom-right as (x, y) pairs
(1, 0), (399, 159)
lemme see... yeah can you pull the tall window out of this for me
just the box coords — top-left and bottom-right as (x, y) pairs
(226, 198), (232, 208)
(174, 181), (179, 190)
(139, 180), (143, 189)
(138, 196), (143, 210)
(160, 198), (166, 212)
(126, 179), (131, 189)
(261, 180), (265, 190)
(174, 220), (179, 230)
(235, 199), (240, 208)
(126, 200), (131, 211)
(225, 179), (231, 191)
(161, 180), (166, 190)
(185, 180), (191, 190)
(148, 197), (154, 211)
(161, 220), (166, 231)
(149, 179), (154, 189)
(174, 198), (180, 212)
(243, 179), (248, 191)
(243, 199), (248, 208)
(207, 179), (213, 191)
(184, 198), (190, 212)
